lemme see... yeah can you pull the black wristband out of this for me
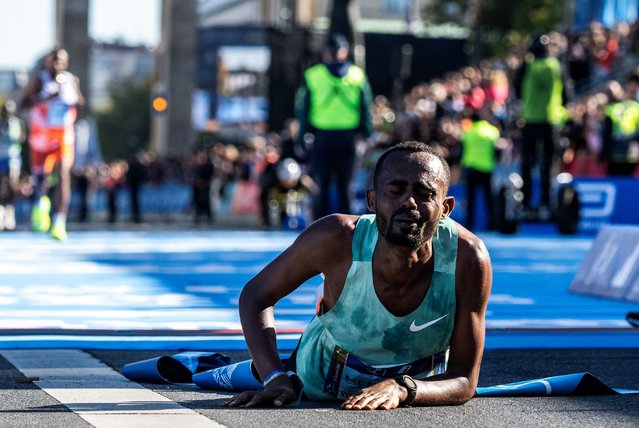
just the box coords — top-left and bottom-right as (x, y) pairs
(394, 375), (418, 406)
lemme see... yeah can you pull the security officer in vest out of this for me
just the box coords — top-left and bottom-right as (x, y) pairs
(296, 33), (373, 220)
(600, 73), (639, 176)
(460, 110), (502, 231)
(515, 33), (568, 220)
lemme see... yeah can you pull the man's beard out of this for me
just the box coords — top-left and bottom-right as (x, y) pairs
(378, 208), (438, 250)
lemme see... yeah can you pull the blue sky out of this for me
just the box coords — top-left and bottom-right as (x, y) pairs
(0, 0), (161, 70)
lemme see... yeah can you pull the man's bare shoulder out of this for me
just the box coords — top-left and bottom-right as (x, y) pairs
(456, 219), (492, 310)
(456, 219), (490, 263)
(288, 214), (360, 273)
(298, 214), (359, 248)
(452, 220), (492, 282)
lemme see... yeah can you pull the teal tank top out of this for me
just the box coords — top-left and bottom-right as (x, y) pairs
(296, 214), (458, 400)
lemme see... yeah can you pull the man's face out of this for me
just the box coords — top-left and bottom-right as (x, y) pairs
(367, 151), (453, 250)
(322, 47), (348, 64)
(47, 50), (69, 74)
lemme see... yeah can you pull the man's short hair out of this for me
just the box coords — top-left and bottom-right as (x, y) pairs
(325, 33), (349, 54)
(373, 141), (451, 194)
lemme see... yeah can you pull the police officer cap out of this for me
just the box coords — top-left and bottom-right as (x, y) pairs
(325, 33), (349, 53)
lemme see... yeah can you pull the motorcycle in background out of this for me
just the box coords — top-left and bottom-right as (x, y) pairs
(267, 158), (315, 230)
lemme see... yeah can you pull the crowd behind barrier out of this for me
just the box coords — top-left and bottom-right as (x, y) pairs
(4, 20), (639, 230)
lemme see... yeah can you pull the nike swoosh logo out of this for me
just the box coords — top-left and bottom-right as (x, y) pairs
(409, 314), (449, 332)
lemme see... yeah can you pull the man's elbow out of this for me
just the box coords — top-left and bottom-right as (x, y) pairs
(440, 373), (477, 405)
(415, 374), (477, 406)
(451, 376), (476, 405)
(239, 279), (275, 315)
(238, 280), (259, 316)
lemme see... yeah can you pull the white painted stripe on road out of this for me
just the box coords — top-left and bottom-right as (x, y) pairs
(1, 350), (225, 428)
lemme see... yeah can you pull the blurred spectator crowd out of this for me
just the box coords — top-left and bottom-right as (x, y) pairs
(3, 20), (639, 229)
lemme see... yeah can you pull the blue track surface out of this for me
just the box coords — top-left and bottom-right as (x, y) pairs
(0, 230), (637, 349)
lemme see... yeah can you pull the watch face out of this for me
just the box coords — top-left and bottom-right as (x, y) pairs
(402, 375), (418, 390)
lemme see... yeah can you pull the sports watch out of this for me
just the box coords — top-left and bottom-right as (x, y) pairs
(394, 375), (418, 406)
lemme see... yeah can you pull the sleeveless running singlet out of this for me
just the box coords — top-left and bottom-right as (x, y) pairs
(28, 70), (78, 152)
(296, 214), (458, 400)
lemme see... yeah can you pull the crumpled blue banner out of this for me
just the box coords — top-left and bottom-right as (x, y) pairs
(121, 351), (231, 384)
(476, 372), (639, 397)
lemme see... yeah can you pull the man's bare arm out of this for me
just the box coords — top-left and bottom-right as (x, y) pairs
(72, 75), (85, 107)
(224, 215), (354, 407)
(410, 226), (492, 405)
(19, 76), (42, 110)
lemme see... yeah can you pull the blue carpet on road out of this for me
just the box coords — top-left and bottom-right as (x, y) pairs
(0, 230), (637, 350)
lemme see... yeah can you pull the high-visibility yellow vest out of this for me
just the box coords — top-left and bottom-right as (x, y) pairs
(605, 99), (639, 162)
(305, 63), (366, 130)
(522, 57), (564, 125)
(461, 120), (500, 173)
(604, 100), (639, 138)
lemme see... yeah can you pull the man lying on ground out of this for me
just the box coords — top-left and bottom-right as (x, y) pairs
(223, 140), (492, 410)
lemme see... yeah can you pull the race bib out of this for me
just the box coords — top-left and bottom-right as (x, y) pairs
(324, 345), (448, 399)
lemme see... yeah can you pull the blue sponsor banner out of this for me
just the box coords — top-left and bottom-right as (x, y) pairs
(445, 177), (639, 234)
(573, 178), (639, 233)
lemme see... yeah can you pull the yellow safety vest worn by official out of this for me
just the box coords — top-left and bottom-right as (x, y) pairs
(461, 120), (500, 173)
(296, 214), (458, 400)
(605, 100), (639, 163)
(305, 64), (366, 131)
(605, 100), (639, 138)
(522, 57), (564, 125)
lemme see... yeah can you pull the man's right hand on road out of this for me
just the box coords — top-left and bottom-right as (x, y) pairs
(221, 376), (298, 408)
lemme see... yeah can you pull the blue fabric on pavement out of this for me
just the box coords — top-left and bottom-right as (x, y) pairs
(476, 372), (639, 396)
(121, 351), (231, 384)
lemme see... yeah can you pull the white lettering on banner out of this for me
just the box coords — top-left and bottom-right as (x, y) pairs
(611, 244), (639, 289)
(574, 182), (616, 218)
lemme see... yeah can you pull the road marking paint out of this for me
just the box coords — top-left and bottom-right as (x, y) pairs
(1, 350), (225, 428)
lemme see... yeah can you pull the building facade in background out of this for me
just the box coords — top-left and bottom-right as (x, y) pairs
(194, 0), (469, 134)
(90, 41), (155, 111)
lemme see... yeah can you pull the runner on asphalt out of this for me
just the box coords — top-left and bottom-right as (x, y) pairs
(223, 141), (493, 410)
(19, 47), (84, 240)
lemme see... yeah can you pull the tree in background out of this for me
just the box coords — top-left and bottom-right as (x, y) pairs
(423, 0), (563, 57)
(95, 78), (152, 161)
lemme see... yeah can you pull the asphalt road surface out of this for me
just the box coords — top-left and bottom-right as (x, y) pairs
(1, 348), (638, 427)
